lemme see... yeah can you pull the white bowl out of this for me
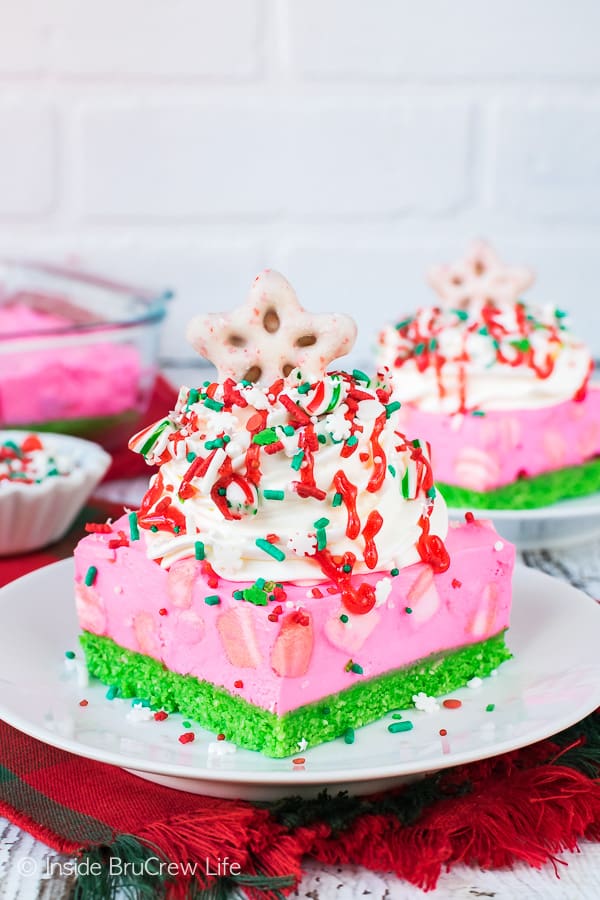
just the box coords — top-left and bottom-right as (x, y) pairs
(0, 430), (111, 555)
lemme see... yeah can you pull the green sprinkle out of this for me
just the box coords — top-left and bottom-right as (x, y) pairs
(385, 401), (401, 418)
(388, 464), (396, 477)
(314, 517), (330, 529)
(217, 487), (226, 496)
(472, 410), (486, 417)
(332, 492), (343, 507)
(204, 397), (224, 412)
(195, 541), (205, 560)
(405, 606), (412, 614)
(255, 538), (285, 561)
(282, 425), (295, 436)
(264, 489), (285, 500)
(150, 525), (158, 533)
(390, 567), (399, 576)
(350, 663), (364, 675)
(186, 451), (197, 462)
(65, 650), (76, 660)
(106, 685), (119, 701)
(187, 388), (200, 406)
(352, 368), (370, 383)
(182, 720), (191, 728)
(242, 585), (268, 606)
(256, 578), (266, 590)
(414, 342), (426, 356)
(346, 435), (358, 447)
(128, 512), (140, 541)
(316, 529), (327, 551)
(317, 433), (327, 444)
(427, 486), (437, 499)
(395, 317), (413, 330)
(453, 309), (469, 321)
(555, 309), (567, 319)
(429, 337), (438, 351)
(340, 614), (349, 623)
(204, 595), (220, 606)
(486, 703), (495, 712)
(342, 564), (352, 573)
(391, 712), (403, 720)
(84, 566), (97, 587)
(478, 326), (489, 336)
(388, 720), (413, 733)
(297, 382), (311, 394)
(173, 525), (180, 533)
(511, 338), (530, 352)
(344, 727), (355, 745)
(253, 428), (279, 445)
(492, 338), (500, 349)
(203, 381), (211, 387)
(291, 450), (304, 471)
(233, 590), (244, 600)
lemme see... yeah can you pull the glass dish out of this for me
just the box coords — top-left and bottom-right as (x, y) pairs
(0, 260), (170, 449)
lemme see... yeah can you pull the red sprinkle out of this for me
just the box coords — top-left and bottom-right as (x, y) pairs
(217, 733), (226, 741)
(311, 588), (323, 599)
(178, 732), (195, 744)
(465, 511), (475, 523)
(158, 608), (168, 616)
(268, 613), (278, 622)
(84, 523), (113, 534)
(439, 729), (448, 737)
(154, 711), (168, 721)
(443, 699), (462, 709)
(79, 699), (88, 707)
(234, 680), (244, 689)
(292, 757), (306, 765)
(451, 578), (462, 589)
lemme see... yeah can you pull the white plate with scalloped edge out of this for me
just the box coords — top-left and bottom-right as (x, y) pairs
(0, 559), (598, 800)
(448, 492), (600, 550)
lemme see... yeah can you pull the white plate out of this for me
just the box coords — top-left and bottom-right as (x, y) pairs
(0, 560), (599, 801)
(449, 492), (600, 550)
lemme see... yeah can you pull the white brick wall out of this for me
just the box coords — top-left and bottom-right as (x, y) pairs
(1, 1), (599, 364)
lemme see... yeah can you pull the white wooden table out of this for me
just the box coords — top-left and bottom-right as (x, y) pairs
(1, 473), (599, 900)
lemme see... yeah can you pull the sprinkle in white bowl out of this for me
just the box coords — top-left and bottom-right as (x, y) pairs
(0, 430), (111, 556)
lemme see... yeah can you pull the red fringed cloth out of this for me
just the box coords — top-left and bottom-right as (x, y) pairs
(0, 505), (599, 898)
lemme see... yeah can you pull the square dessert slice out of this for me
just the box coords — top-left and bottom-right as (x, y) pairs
(75, 514), (512, 758)
(376, 241), (600, 509)
(75, 269), (514, 757)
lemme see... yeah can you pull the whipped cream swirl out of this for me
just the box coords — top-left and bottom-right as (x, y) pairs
(129, 369), (448, 581)
(377, 300), (592, 415)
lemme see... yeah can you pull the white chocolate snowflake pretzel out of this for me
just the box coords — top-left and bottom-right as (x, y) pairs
(186, 269), (357, 385)
(428, 240), (534, 309)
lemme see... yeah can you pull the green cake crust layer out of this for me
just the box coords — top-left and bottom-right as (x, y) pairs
(80, 631), (511, 758)
(438, 456), (600, 510)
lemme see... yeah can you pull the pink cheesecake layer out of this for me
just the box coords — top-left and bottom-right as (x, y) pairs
(74, 516), (514, 715)
(397, 387), (600, 492)
(0, 305), (142, 423)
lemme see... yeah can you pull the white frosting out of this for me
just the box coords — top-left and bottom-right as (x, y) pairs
(130, 370), (448, 580)
(377, 301), (591, 414)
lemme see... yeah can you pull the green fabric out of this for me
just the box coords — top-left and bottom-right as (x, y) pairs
(438, 456), (600, 510)
(80, 631), (511, 758)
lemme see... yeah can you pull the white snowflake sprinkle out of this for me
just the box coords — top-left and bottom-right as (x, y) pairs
(287, 531), (317, 557)
(412, 692), (440, 714)
(126, 702), (154, 724)
(297, 737), (308, 752)
(467, 676), (483, 689)
(494, 541), (504, 551)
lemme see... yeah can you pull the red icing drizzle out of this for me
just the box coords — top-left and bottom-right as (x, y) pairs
(362, 510), (383, 569)
(333, 470), (360, 539)
(367, 413), (387, 493)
